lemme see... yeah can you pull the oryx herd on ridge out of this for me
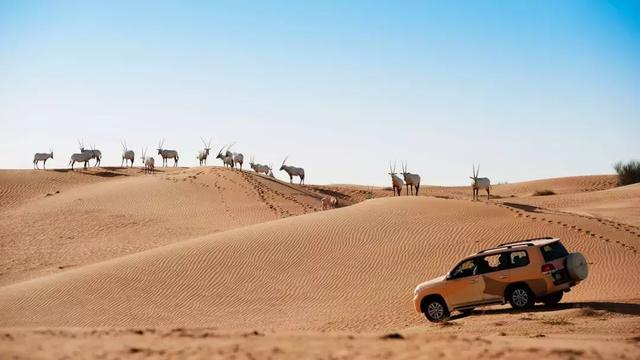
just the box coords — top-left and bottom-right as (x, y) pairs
(387, 161), (491, 200)
(33, 139), (490, 200)
(33, 138), (307, 185)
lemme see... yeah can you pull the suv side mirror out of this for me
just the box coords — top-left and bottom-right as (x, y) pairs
(446, 274), (452, 280)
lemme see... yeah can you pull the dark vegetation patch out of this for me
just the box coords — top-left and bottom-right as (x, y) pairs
(533, 189), (556, 196)
(614, 160), (640, 186)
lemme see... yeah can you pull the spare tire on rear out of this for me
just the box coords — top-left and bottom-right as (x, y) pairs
(565, 252), (588, 281)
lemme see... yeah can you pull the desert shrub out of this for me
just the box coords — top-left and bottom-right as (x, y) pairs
(614, 160), (640, 186)
(533, 189), (556, 196)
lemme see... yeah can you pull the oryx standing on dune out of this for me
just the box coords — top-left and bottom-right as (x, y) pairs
(388, 161), (404, 196)
(121, 140), (135, 168)
(280, 156), (305, 185)
(157, 139), (179, 167)
(470, 164), (491, 201)
(197, 137), (212, 166)
(249, 155), (271, 175)
(140, 147), (155, 174)
(78, 141), (102, 167)
(401, 161), (421, 196)
(225, 144), (244, 170)
(33, 149), (54, 169)
(216, 145), (234, 168)
(69, 149), (93, 170)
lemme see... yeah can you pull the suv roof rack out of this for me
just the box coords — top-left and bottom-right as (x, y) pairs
(498, 237), (555, 247)
(476, 237), (556, 254)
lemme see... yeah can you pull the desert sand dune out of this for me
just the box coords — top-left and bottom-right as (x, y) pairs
(496, 183), (640, 227)
(0, 196), (637, 332)
(0, 167), (328, 286)
(3, 304), (640, 360)
(323, 174), (618, 201)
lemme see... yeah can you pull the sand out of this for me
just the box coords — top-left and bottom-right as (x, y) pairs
(0, 167), (638, 359)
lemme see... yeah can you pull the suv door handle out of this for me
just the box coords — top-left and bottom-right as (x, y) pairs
(468, 279), (479, 284)
(499, 275), (508, 279)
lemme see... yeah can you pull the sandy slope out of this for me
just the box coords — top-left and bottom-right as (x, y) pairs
(0, 170), (638, 358)
(323, 174), (618, 201)
(1, 196), (637, 331)
(3, 304), (640, 360)
(0, 167), (327, 286)
(496, 183), (640, 227)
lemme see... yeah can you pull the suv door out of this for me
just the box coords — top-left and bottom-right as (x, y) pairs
(445, 259), (485, 308)
(479, 253), (511, 302)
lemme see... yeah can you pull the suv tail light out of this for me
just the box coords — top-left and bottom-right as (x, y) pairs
(541, 263), (555, 274)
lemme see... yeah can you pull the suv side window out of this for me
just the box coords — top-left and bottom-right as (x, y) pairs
(450, 260), (477, 279)
(475, 254), (501, 275)
(478, 251), (530, 274)
(509, 250), (530, 268)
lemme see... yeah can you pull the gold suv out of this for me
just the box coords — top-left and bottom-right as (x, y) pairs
(413, 237), (588, 322)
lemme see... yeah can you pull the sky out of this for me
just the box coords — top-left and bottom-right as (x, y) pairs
(0, 0), (638, 186)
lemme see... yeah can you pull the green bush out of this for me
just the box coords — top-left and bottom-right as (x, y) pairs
(614, 160), (640, 186)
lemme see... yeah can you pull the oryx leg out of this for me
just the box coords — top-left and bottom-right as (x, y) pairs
(415, 185), (419, 196)
(289, 174), (293, 184)
(486, 188), (490, 200)
(34, 160), (38, 169)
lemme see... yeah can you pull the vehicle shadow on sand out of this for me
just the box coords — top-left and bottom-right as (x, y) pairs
(451, 301), (640, 320)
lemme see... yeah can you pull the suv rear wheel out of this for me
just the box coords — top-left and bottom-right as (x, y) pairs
(540, 291), (563, 306)
(422, 298), (450, 322)
(507, 284), (535, 310)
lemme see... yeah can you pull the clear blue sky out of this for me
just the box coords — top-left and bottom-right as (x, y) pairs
(1, 0), (638, 185)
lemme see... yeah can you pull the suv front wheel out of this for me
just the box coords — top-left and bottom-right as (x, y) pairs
(507, 285), (535, 310)
(422, 298), (450, 322)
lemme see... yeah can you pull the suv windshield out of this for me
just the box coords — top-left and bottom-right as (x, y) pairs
(540, 241), (569, 262)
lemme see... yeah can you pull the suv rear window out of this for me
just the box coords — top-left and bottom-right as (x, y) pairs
(540, 241), (569, 262)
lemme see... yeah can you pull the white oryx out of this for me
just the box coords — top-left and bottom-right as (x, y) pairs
(197, 137), (212, 166)
(69, 149), (93, 170)
(225, 143), (244, 170)
(78, 140), (102, 167)
(388, 161), (404, 196)
(279, 156), (305, 185)
(140, 147), (155, 174)
(33, 149), (54, 169)
(470, 164), (491, 201)
(157, 139), (179, 167)
(216, 145), (234, 168)
(401, 161), (421, 196)
(249, 155), (271, 175)
(121, 140), (135, 168)
(321, 196), (337, 210)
